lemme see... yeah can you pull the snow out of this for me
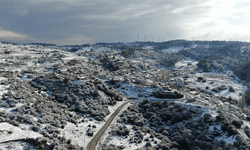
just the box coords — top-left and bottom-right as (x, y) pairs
(0, 141), (36, 150)
(78, 47), (93, 52)
(0, 122), (42, 143)
(162, 46), (184, 53)
(175, 58), (198, 69)
(143, 46), (153, 50)
(117, 82), (188, 101)
(0, 102), (24, 114)
(217, 134), (237, 144)
(0, 123), (40, 150)
(98, 102), (162, 150)
(0, 43), (131, 149)
(172, 58), (248, 101)
(100, 129), (160, 150)
(78, 46), (119, 54)
(0, 77), (9, 103)
(208, 124), (221, 132)
(60, 100), (128, 149)
(72, 80), (85, 85)
(0, 43), (250, 149)
(189, 75), (247, 100)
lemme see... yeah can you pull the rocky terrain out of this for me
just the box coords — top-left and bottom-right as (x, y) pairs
(0, 40), (250, 149)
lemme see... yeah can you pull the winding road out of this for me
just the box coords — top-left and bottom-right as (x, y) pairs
(86, 91), (193, 150)
(87, 100), (132, 150)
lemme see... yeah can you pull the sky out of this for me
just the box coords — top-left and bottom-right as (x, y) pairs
(0, 0), (250, 45)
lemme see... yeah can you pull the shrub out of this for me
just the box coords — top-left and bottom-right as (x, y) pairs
(88, 74), (96, 79)
(35, 137), (49, 150)
(32, 125), (41, 132)
(38, 118), (45, 124)
(0, 117), (6, 122)
(151, 82), (158, 87)
(0, 103), (8, 107)
(45, 125), (56, 134)
(234, 61), (250, 80)
(245, 90), (250, 105)
(11, 120), (19, 126)
(229, 86), (235, 92)
(63, 76), (70, 83)
(51, 120), (61, 128)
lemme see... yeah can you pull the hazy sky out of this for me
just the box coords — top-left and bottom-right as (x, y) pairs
(0, 0), (250, 45)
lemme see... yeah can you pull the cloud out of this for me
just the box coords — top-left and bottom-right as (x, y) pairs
(48, 34), (92, 45)
(0, 0), (250, 44)
(14, 5), (29, 17)
(0, 28), (30, 41)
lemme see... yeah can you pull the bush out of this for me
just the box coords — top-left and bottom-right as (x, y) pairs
(229, 86), (235, 92)
(0, 117), (6, 122)
(38, 118), (45, 124)
(88, 74), (96, 79)
(234, 61), (250, 80)
(245, 90), (250, 104)
(35, 137), (49, 150)
(45, 125), (56, 134)
(11, 120), (19, 126)
(63, 77), (70, 83)
(151, 83), (158, 87)
(32, 125), (41, 132)
(115, 124), (130, 136)
(135, 79), (146, 85)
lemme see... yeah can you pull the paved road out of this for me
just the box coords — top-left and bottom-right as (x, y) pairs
(87, 91), (191, 150)
(87, 100), (132, 150)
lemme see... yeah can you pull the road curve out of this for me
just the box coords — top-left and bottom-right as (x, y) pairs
(87, 100), (132, 150)
(87, 91), (191, 150)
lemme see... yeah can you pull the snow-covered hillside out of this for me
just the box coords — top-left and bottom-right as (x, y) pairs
(0, 41), (250, 150)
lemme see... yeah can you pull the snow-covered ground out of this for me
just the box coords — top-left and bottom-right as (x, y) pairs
(78, 46), (119, 54)
(162, 46), (184, 53)
(0, 123), (42, 143)
(196, 75), (247, 100)
(0, 43), (129, 149)
(100, 125), (161, 150)
(59, 100), (128, 149)
(0, 42), (250, 149)
(0, 123), (42, 150)
(118, 84), (154, 99)
(0, 77), (8, 98)
(175, 58), (198, 69)
(174, 58), (247, 101)
(97, 102), (161, 150)
(143, 46), (154, 50)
